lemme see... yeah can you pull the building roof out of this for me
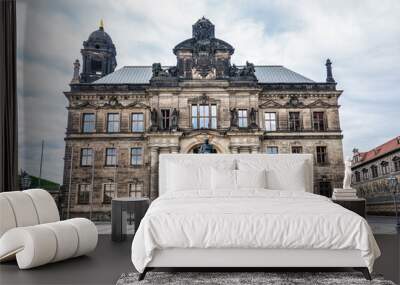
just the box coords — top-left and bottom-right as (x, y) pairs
(354, 136), (400, 166)
(93, 65), (315, 85)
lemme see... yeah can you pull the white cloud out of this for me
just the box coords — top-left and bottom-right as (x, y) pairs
(17, 0), (400, 182)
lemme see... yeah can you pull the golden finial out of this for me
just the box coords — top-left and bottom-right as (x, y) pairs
(100, 19), (104, 29)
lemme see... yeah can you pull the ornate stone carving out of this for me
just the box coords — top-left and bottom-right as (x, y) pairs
(230, 108), (238, 129)
(103, 97), (123, 108)
(71, 59), (80, 84)
(249, 107), (258, 129)
(193, 17), (215, 40)
(150, 108), (159, 131)
(240, 61), (256, 77)
(285, 95), (304, 108)
(171, 108), (179, 131)
(199, 138), (214, 153)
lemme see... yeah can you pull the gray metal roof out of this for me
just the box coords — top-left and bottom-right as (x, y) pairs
(93, 65), (314, 85)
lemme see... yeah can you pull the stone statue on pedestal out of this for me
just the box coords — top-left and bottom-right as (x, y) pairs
(343, 157), (353, 189)
(249, 107), (258, 129)
(171, 108), (179, 131)
(230, 108), (238, 129)
(150, 108), (159, 131)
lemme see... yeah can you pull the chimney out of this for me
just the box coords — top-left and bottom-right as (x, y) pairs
(325, 59), (335, 83)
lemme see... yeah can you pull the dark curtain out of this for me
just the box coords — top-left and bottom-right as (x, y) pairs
(0, 0), (18, 192)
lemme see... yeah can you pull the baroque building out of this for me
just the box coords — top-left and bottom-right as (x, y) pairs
(62, 18), (345, 220)
(351, 136), (400, 215)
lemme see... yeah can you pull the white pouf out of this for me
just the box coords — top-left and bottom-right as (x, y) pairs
(0, 189), (98, 269)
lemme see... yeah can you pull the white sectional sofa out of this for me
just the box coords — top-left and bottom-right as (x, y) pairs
(0, 189), (98, 269)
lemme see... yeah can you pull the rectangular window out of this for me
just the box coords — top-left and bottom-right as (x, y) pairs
(319, 181), (332, 198)
(238, 109), (248, 128)
(82, 113), (95, 133)
(107, 113), (120, 133)
(394, 159), (400, 172)
(313, 112), (326, 131)
(131, 147), (143, 166)
(80, 148), (93, 166)
(105, 148), (117, 166)
(103, 183), (116, 204)
(289, 112), (301, 131)
(291, 146), (303, 154)
(191, 104), (217, 129)
(381, 162), (389, 175)
(129, 182), (144, 198)
(131, 113), (144, 132)
(211, 105), (217, 129)
(266, 146), (279, 154)
(355, 171), (361, 182)
(161, 109), (170, 130)
(362, 169), (369, 180)
(264, 112), (277, 131)
(316, 146), (327, 164)
(77, 184), (90, 204)
(371, 165), (378, 178)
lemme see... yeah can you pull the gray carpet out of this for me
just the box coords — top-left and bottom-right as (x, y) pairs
(116, 272), (396, 285)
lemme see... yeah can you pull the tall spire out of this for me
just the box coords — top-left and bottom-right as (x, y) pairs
(99, 19), (104, 30)
(325, 58), (335, 83)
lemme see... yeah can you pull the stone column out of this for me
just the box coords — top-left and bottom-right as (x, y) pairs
(230, 146), (239, 154)
(150, 147), (159, 200)
(250, 146), (259, 153)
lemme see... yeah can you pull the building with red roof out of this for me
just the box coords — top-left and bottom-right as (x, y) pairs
(351, 136), (400, 215)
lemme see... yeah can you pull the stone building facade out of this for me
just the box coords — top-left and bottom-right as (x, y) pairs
(62, 18), (345, 220)
(351, 136), (400, 215)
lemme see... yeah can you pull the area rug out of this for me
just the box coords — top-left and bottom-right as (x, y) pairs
(116, 271), (396, 285)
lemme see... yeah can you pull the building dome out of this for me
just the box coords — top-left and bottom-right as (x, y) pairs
(80, 20), (117, 83)
(84, 21), (115, 50)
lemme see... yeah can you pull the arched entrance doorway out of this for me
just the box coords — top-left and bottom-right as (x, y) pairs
(190, 144), (218, 153)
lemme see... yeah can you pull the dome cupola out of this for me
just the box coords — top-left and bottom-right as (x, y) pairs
(80, 20), (117, 83)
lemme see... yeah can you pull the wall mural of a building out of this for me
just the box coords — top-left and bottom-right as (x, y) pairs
(62, 18), (344, 220)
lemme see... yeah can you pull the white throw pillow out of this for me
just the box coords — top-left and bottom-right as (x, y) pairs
(236, 169), (267, 189)
(212, 168), (237, 191)
(167, 163), (212, 191)
(265, 161), (306, 192)
(238, 158), (307, 192)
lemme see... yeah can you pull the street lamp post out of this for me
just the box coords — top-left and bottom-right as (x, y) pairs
(387, 176), (400, 228)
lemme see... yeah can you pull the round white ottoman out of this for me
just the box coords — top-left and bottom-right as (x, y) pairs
(0, 218), (98, 269)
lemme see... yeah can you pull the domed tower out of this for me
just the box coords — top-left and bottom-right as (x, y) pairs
(80, 20), (117, 83)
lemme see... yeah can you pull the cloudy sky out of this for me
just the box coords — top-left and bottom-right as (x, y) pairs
(17, 0), (400, 183)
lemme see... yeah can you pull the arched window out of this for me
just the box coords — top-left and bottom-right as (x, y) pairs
(362, 168), (369, 180)
(393, 156), (400, 172)
(370, 165), (378, 178)
(354, 171), (361, 182)
(381, 161), (389, 175)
